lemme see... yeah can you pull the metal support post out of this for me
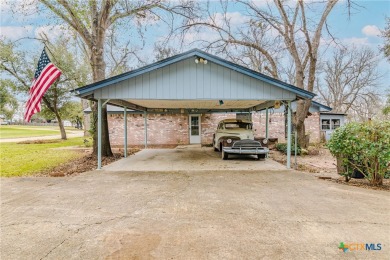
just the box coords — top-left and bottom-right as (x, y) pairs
(144, 111), (148, 148)
(265, 107), (269, 139)
(287, 101), (292, 169)
(124, 107), (127, 158)
(294, 130), (298, 169)
(97, 99), (102, 170)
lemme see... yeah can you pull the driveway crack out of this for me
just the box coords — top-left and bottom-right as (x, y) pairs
(40, 239), (66, 260)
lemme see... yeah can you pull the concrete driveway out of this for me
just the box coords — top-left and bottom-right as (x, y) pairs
(1, 149), (389, 259)
(103, 145), (286, 172)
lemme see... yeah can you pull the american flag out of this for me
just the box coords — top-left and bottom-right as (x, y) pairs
(24, 48), (61, 122)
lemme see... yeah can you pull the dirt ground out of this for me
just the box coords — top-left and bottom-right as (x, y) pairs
(269, 147), (337, 174)
(269, 147), (390, 191)
(24, 145), (138, 177)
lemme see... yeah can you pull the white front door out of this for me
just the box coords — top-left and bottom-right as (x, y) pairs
(189, 115), (201, 144)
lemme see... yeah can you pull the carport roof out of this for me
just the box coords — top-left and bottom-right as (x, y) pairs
(74, 49), (315, 100)
(312, 101), (332, 112)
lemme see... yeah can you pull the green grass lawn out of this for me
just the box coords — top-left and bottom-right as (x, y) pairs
(0, 137), (86, 177)
(0, 125), (82, 139)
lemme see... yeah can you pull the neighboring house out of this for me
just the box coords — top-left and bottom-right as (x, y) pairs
(258, 100), (344, 143)
(63, 120), (73, 127)
(319, 112), (347, 141)
(0, 115), (11, 125)
(85, 100), (345, 147)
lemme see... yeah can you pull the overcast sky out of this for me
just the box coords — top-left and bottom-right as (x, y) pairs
(1, 0), (389, 94)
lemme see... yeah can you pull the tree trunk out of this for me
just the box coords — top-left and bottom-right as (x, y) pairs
(92, 103), (113, 156)
(54, 110), (67, 140)
(294, 99), (312, 148)
(41, 95), (66, 140)
(81, 99), (90, 137)
(372, 158), (383, 186)
(372, 174), (383, 186)
(90, 41), (113, 157)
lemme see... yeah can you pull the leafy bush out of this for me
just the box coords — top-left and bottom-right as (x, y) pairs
(327, 121), (390, 185)
(276, 143), (301, 155)
(83, 138), (93, 147)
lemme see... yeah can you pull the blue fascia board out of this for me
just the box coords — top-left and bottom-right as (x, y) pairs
(75, 48), (315, 99)
(312, 101), (332, 111)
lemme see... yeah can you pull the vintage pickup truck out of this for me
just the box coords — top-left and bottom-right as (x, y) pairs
(212, 119), (269, 160)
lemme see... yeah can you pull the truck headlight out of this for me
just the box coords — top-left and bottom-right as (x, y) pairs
(227, 139), (232, 144)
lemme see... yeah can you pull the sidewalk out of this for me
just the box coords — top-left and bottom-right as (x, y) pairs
(0, 131), (84, 143)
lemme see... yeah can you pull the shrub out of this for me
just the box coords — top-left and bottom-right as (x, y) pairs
(83, 138), (93, 147)
(327, 121), (390, 185)
(276, 143), (301, 155)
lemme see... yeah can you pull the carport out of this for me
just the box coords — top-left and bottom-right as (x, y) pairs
(74, 49), (315, 169)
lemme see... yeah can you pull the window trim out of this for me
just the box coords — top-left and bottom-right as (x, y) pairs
(321, 119), (331, 130)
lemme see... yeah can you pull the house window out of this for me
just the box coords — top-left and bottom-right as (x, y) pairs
(332, 119), (340, 129)
(321, 119), (330, 130)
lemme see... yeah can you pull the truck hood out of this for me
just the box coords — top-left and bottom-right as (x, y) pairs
(219, 129), (254, 139)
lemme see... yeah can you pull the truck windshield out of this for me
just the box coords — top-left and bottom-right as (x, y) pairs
(225, 122), (252, 130)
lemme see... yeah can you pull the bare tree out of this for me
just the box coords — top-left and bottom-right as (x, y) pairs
(182, 0), (345, 147)
(382, 17), (390, 61)
(346, 94), (383, 122)
(316, 47), (382, 115)
(35, 0), (197, 156)
(153, 43), (179, 62)
(181, 3), (285, 78)
(105, 26), (146, 77)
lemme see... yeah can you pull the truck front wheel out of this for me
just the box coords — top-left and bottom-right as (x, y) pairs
(222, 150), (229, 160)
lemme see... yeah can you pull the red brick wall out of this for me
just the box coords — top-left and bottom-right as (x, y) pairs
(304, 113), (320, 142)
(108, 112), (321, 147)
(108, 113), (189, 146)
(252, 112), (285, 141)
(251, 112), (320, 143)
